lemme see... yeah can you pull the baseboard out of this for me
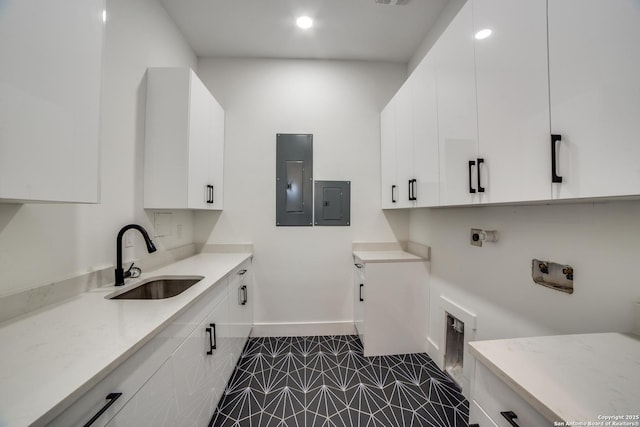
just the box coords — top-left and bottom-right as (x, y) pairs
(251, 321), (357, 337)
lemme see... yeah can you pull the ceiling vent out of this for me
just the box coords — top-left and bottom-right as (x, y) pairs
(375, 0), (410, 5)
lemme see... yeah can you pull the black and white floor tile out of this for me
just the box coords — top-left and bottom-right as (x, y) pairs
(210, 335), (469, 427)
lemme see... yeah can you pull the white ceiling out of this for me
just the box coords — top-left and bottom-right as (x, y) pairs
(158, 0), (449, 63)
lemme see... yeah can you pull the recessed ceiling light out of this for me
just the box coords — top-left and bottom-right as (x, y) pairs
(102, 9), (107, 23)
(475, 29), (492, 40)
(296, 16), (313, 30)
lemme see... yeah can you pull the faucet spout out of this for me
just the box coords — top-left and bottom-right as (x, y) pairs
(115, 224), (157, 286)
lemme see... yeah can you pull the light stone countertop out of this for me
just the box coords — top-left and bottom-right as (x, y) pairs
(469, 332), (640, 423)
(0, 252), (251, 427)
(353, 250), (426, 263)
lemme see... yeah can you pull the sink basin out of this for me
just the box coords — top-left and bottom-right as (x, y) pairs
(108, 276), (204, 300)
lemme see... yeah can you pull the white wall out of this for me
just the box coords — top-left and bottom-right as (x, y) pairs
(195, 57), (409, 324)
(0, 0), (196, 297)
(410, 200), (640, 360)
(408, 0), (466, 74)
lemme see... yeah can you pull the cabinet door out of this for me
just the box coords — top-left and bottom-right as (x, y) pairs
(395, 81), (416, 208)
(473, 0), (551, 204)
(171, 294), (232, 427)
(105, 360), (178, 427)
(188, 71), (213, 209)
(0, 0), (103, 203)
(412, 52), (440, 207)
(549, 0), (640, 199)
(207, 96), (225, 210)
(380, 99), (398, 209)
(434, 1), (480, 206)
(228, 265), (253, 361)
(353, 264), (365, 343)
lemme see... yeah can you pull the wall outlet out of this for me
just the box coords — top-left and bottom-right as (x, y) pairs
(154, 212), (172, 237)
(470, 229), (483, 247)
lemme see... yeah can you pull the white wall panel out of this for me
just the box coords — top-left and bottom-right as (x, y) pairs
(409, 200), (640, 366)
(196, 58), (408, 324)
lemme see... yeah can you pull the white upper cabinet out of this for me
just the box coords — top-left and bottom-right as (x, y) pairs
(434, 1), (479, 206)
(472, 0), (551, 204)
(394, 80), (416, 208)
(380, 51), (439, 209)
(412, 53), (440, 207)
(144, 68), (224, 210)
(380, 98), (398, 209)
(0, 0), (104, 203)
(548, 0), (640, 200)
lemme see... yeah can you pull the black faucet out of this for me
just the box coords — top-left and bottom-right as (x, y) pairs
(115, 224), (157, 286)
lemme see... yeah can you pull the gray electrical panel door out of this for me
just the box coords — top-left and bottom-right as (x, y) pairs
(276, 134), (313, 226)
(314, 180), (350, 226)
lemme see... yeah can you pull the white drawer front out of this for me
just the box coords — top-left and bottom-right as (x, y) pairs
(473, 361), (552, 427)
(469, 399), (498, 427)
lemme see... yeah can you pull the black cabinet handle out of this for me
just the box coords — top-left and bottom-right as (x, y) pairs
(391, 185), (396, 203)
(206, 323), (217, 354)
(359, 283), (364, 302)
(239, 285), (248, 305)
(408, 180), (412, 201)
(83, 392), (122, 427)
(237, 269), (247, 276)
(501, 411), (520, 427)
(551, 134), (563, 183)
(468, 160), (476, 193)
(205, 185), (214, 204)
(354, 263), (363, 269)
(477, 158), (485, 193)
(410, 179), (417, 201)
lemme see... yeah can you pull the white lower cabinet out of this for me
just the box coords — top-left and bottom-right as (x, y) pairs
(469, 361), (549, 427)
(353, 258), (429, 357)
(105, 359), (178, 427)
(228, 264), (253, 361)
(353, 263), (365, 345)
(169, 291), (231, 427)
(47, 259), (254, 427)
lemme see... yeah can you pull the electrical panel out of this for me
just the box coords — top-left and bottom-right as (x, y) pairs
(314, 180), (350, 226)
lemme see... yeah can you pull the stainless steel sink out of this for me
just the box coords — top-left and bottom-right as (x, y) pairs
(107, 276), (204, 300)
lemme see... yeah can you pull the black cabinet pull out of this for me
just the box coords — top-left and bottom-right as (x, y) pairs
(239, 285), (248, 305)
(391, 185), (396, 203)
(411, 179), (417, 201)
(354, 263), (363, 269)
(359, 283), (364, 302)
(83, 392), (122, 427)
(206, 323), (217, 354)
(477, 158), (485, 193)
(205, 185), (214, 204)
(468, 160), (476, 193)
(501, 411), (520, 427)
(408, 180), (412, 201)
(551, 134), (563, 183)
(237, 269), (247, 276)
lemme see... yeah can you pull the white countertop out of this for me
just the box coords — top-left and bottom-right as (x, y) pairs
(469, 332), (640, 423)
(0, 252), (251, 427)
(353, 250), (426, 263)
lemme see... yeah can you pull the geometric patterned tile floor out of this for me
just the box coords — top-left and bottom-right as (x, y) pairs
(209, 335), (469, 427)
